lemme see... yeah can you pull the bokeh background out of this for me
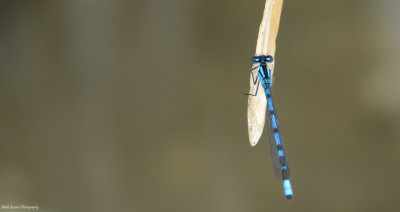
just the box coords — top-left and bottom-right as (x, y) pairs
(1, 0), (400, 211)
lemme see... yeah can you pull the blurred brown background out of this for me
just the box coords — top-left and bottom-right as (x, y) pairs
(1, 0), (400, 211)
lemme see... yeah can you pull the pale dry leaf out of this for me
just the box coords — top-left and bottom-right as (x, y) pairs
(248, 0), (283, 146)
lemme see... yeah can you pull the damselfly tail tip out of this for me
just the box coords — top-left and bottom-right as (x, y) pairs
(283, 179), (293, 200)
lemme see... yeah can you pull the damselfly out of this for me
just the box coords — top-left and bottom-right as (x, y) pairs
(247, 55), (293, 200)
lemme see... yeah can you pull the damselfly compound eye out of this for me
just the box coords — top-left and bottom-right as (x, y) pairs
(265, 55), (273, 63)
(252, 56), (261, 63)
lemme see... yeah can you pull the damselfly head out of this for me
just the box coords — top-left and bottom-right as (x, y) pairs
(252, 55), (274, 64)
